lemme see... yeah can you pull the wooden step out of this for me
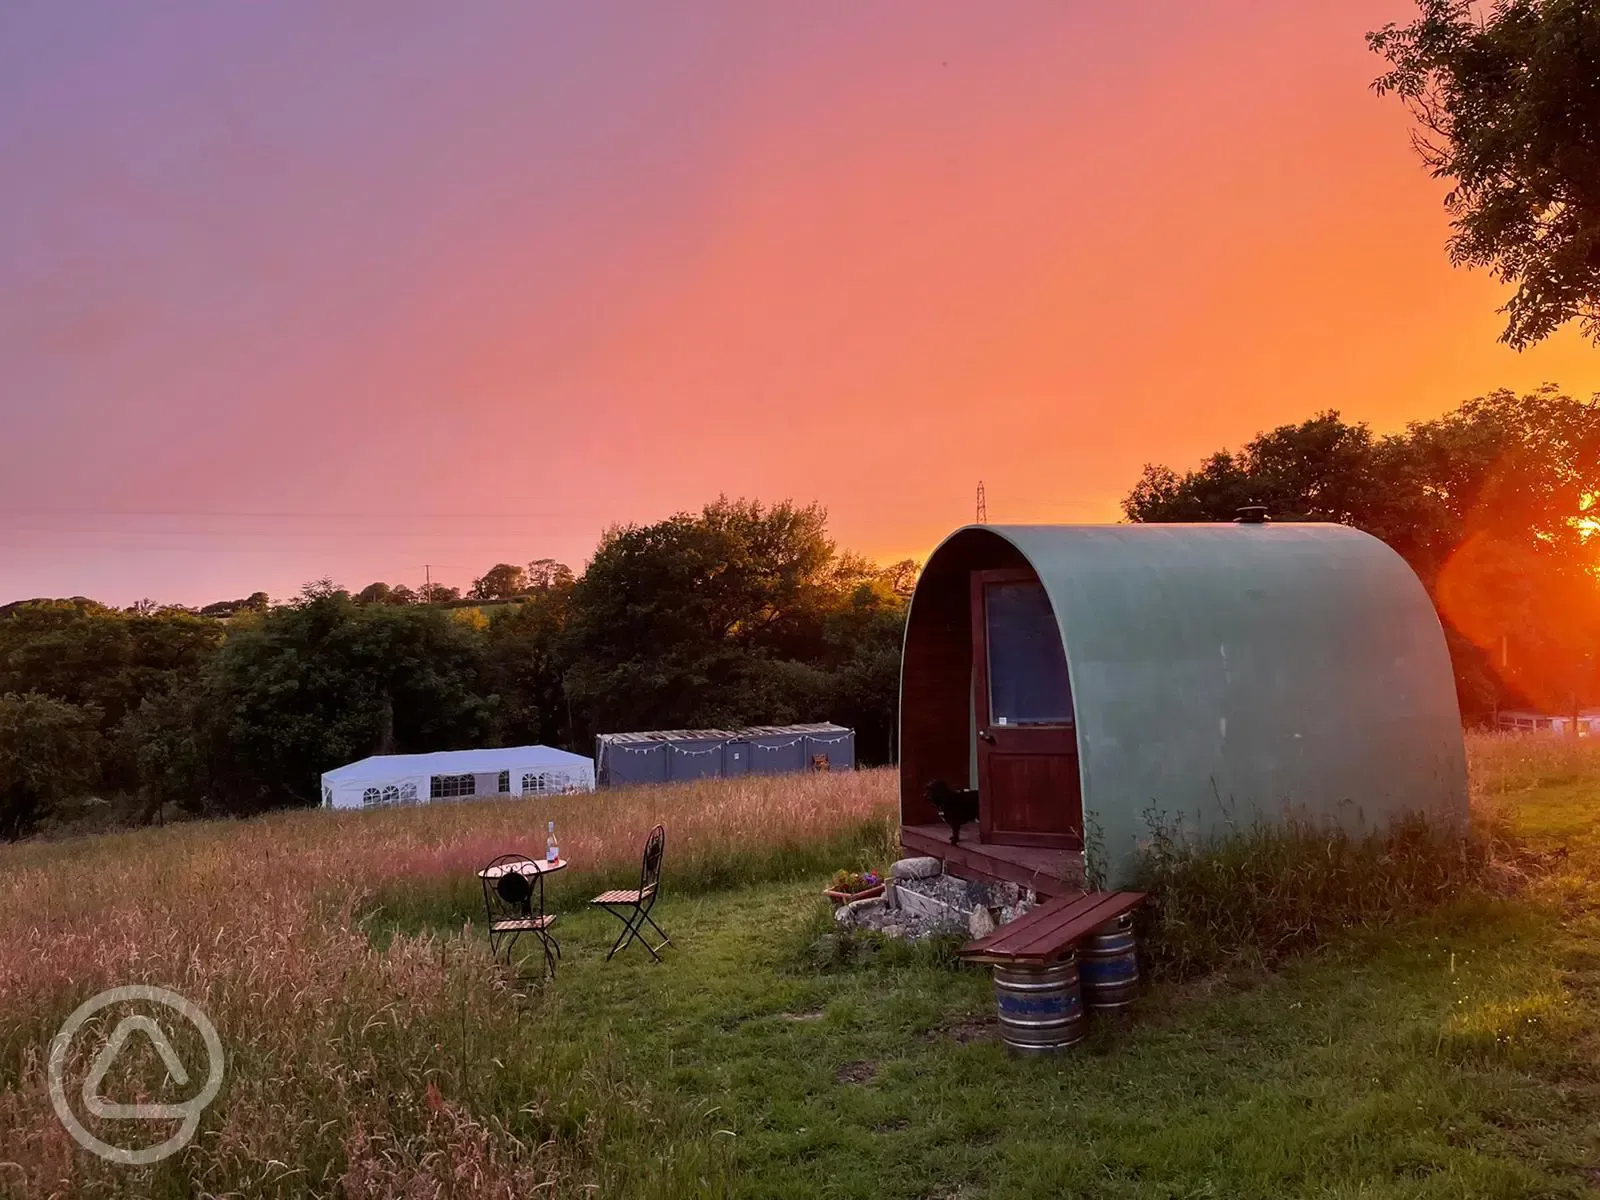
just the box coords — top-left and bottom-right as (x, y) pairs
(959, 890), (1146, 964)
(900, 823), (1084, 897)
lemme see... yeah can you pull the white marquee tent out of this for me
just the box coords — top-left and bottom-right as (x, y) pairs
(321, 745), (596, 811)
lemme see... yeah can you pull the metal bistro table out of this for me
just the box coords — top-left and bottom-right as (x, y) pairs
(479, 855), (568, 975)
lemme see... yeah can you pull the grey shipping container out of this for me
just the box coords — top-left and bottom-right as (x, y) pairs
(596, 723), (854, 787)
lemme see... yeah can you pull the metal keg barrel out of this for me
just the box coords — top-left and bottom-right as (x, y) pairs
(1078, 912), (1139, 1010)
(992, 956), (1085, 1055)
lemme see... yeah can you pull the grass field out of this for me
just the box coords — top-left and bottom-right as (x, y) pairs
(3, 736), (1600, 1198)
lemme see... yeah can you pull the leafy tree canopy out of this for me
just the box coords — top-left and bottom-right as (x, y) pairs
(562, 498), (910, 755)
(1125, 388), (1600, 719)
(0, 692), (102, 839)
(525, 559), (575, 592)
(483, 587), (572, 748)
(1371, 0), (1600, 348)
(207, 594), (496, 809)
(199, 592), (271, 618)
(0, 600), (222, 730)
(0, 502), (911, 832)
(469, 563), (527, 601)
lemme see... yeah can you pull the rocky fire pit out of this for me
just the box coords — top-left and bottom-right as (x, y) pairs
(833, 856), (1037, 941)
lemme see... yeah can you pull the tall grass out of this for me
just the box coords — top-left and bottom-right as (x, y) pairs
(1133, 731), (1595, 982)
(1132, 811), (1505, 981)
(354, 773), (898, 934)
(2, 736), (1591, 1194)
(0, 770), (896, 1198)
(1465, 729), (1600, 799)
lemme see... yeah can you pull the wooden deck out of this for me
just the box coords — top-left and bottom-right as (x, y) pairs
(900, 823), (1086, 898)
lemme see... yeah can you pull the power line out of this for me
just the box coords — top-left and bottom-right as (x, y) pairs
(0, 546), (505, 564)
(0, 528), (581, 539)
(0, 509), (599, 519)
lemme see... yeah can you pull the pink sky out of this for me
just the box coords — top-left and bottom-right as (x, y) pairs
(1, 2), (1594, 607)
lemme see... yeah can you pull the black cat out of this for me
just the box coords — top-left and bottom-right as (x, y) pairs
(923, 779), (979, 845)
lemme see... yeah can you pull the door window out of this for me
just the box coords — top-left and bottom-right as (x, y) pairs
(985, 581), (1073, 725)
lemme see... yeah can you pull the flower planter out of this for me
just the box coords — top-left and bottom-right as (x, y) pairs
(823, 883), (885, 906)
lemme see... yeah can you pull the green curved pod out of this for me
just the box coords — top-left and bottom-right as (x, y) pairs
(900, 523), (1468, 889)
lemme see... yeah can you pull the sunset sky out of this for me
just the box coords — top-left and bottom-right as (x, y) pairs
(2, 1), (1596, 607)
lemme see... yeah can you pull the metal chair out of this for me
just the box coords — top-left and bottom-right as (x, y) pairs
(590, 824), (671, 962)
(481, 854), (560, 976)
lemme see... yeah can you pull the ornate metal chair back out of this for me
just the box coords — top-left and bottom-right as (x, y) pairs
(640, 824), (666, 897)
(483, 854), (535, 923)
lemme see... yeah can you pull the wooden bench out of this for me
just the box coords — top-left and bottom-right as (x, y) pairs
(959, 890), (1146, 964)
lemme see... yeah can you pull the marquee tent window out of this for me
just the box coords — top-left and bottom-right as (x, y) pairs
(521, 771), (575, 795)
(361, 784), (405, 808)
(431, 773), (477, 800)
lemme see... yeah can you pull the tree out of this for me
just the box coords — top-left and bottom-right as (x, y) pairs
(483, 588), (573, 746)
(1124, 412), (1378, 527)
(0, 600), (222, 734)
(1368, 386), (1600, 581)
(418, 582), (461, 604)
(200, 592), (272, 618)
(525, 559), (575, 592)
(114, 683), (212, 824)
(1432, 528), (1600, 722)
(1124, 389), (1600, 722)
(355, 581), (419, 606)
(206, 594), (495, 809)
(0, 692), (102, 839)
(299, 578), (349, 604)
(564, 499), (838, 733)
(813, 569), (911, 764)
(0, 600), (223, 810)
(879, 559), (921, 600)
(1370, 1), (1600, 348)
(561, 498), (908, 759)
(469, 563), (527, 601)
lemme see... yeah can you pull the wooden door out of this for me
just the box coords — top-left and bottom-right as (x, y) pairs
(971, 570), (1083, 849)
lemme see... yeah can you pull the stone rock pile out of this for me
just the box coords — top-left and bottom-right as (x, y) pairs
(832, 856), (1037, 942)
